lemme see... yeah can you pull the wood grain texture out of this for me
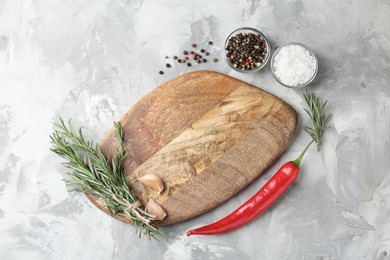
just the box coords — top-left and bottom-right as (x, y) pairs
(88, 71), (298, 226)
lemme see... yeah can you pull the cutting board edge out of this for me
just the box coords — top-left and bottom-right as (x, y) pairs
(84, 194), (135, 224)
(87, 70), (300, 227)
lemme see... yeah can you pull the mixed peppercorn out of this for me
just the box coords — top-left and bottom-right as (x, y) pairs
(225, 32), (268, 71)
(159, 41), (217, 75)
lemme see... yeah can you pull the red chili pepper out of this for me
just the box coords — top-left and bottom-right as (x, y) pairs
(187, 140), (314, 236)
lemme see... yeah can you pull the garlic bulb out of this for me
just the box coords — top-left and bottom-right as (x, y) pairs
(138, 174), (164, 194)
(146, 199), (166, 220)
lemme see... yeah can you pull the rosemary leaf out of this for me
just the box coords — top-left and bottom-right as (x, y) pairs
(304, 93), (332, 150)
(50, 118), (160, 240)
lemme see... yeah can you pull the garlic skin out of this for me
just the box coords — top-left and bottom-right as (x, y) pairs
(138, 174), (164, 194)
(146, 199), (166, 220)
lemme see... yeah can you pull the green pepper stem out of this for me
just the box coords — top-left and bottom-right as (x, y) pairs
(292, 140), (315, 167)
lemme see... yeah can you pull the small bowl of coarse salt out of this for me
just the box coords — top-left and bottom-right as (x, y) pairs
(271, 42), (318, 88)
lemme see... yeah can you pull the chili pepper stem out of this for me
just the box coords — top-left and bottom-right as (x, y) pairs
(292, 139), (315, 167)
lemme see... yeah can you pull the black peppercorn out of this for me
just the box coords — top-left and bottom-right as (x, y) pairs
(187, 63), (191, 67)
(159, 71), (164, 75)
(200, 49), (205, 53)
(202, 58), (207, 63)
(183, 50), (188, 55)
(166, 63), (171, 68)
(173, 56), (178, 60)
(177, 59), (182, 63)
(208, 41), (213, 45)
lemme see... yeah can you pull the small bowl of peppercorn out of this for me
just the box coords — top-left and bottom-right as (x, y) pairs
(225, 27), (271, 73)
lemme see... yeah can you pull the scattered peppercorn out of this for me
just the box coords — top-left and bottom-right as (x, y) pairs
(160, 41), (218, 72)
(226, 32), (268, 71)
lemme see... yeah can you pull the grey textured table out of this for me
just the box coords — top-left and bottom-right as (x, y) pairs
(1, 1), (389, 259)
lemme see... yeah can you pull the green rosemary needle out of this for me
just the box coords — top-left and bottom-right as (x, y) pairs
(50, 118), (160, 240)
(303, 93), (332, 151)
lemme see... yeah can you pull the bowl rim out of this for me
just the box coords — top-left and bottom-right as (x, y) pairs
(270, 42), (318, 88)
(224, 27), (271, 73)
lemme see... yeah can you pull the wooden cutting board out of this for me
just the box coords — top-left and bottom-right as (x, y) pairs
(86, 70), (298, 226)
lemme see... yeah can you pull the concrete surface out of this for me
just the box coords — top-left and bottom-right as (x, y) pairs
(1, 0), (389, 259)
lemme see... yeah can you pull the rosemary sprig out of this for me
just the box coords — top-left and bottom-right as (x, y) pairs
(303, 93), (332, 151)
(50, 118), (160, 240)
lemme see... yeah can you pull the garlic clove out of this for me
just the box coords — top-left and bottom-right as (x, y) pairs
(138, 174), (164, 194)
(146, 199), (166, 220)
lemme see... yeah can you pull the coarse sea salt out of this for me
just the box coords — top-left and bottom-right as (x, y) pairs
(273, 44), (317, 87)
